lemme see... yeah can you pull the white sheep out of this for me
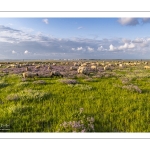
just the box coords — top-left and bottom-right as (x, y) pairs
(70, 66), (77, 71)
(119, 64), (123, 67)
(91, 65), (97, 71)
(26, 67), (32, 71)
(77, 66), (88, 75)
(50, 71), (63, 77)
(104, 65), (111, 71)
(22, 72), (39, 79)
(144, 66), (150, 69)
(35, 65), (41, 69)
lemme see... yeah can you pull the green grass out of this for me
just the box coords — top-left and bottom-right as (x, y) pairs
(1, 66), (150, 132)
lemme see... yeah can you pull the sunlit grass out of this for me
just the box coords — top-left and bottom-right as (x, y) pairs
(1, 66), (150, 132)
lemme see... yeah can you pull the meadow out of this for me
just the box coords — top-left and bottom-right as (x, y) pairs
(0, 60), (150, 132)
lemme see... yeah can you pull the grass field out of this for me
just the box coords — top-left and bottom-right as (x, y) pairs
(1, 60), (150, 132)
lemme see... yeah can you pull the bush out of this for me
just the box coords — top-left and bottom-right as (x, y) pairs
(57, 108), (95, 132)
(59, 79), (78, 84)
(122, 84), (142, 93)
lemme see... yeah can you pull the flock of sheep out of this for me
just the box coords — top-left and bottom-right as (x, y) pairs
(0, 60), (149, 79)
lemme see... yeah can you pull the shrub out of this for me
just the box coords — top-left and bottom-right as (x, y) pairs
(57, 108), (95, 132)
(122, 84), (142, 93)
(59, 79), (78, 84)
(6, 94), (20, 101)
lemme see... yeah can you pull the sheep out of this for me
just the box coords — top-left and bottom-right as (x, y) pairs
(22, 72), (39, 79)
(25, 67), (32, 71)
(90, 65), (97, 71)
(104, 65), (112, 71)
(144, 62), (148, 65)
(77, 66), (89, 75)
(50, 71), (63, 77)
(47, 65), (52, 71)
(119, 64), (123, 67)
(144, 66), (150, 69)
(73, 63), (79, 66)
(70, 66), (77, 71)
(101, 63), (105, 66)
(81, 63), (88, 67)
(35, 65), (41, 69)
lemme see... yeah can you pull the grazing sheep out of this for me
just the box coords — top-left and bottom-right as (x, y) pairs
(50, 71), (63, 77)
(91, 65), (97, 71)
(144, 66), (150, 69)
(47, 66), (52, 71)
(104, 65), (112, 71)
(35, 65), (41, 69)
(77, 66), (89, 75)
(26, 67), (31, 71)
(73, 63), (79, 66)
(144, 62), (148, 65)
(119, 64), (123, 67)
(81, 63), (87, 67)
(22, 72), (39, 79)
(70, 66), (77, 71)
(101, 63), (105, 66)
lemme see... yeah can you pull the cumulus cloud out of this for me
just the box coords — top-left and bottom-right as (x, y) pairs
(87, 46), (94, 52)
(24, 50), (30, 54)
(132, 38), (144, 43)
(118, 18), (150, 26)
(109, 44), (116, 51)
(97, 46), (104, 51)
(77, 47), (83, 51)
(42, 19), (49, 24)
(118, 18), (139, 26)
(109, 42), (136, 51)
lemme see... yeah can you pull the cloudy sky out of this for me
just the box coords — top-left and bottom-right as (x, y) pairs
(0, 18), (150, 59)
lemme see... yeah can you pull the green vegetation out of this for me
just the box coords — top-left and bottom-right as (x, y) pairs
(1, 65), (150, 132)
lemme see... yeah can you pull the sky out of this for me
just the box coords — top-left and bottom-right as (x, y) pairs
(0, 18), (150, 59)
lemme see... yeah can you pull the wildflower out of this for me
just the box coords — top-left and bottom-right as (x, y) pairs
(63, 122), (68, 128)
(80, 108), (84, 113)
(81, 129), (86, 132)
(90, 117), (95, 123)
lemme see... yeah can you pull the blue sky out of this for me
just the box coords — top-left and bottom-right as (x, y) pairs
(0, 18), (150, 59)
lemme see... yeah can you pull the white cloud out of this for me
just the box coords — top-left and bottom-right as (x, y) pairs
(87, 46), (94, 52)
(24, 50), (30, 54)
(118, 43), (128, 50)
(77, 47), (83, 51)
(71, 48), (75, 50)
(132, 38), (144, 43)
(12, 50), (16, 54)
(128, 43), (135, 49)
(109, 44), (116, 51)
(97, 46), (104, 51)
(118, 18), (139, 26)
(42, 19), (49, 24)
(109, 42), (136, 51)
